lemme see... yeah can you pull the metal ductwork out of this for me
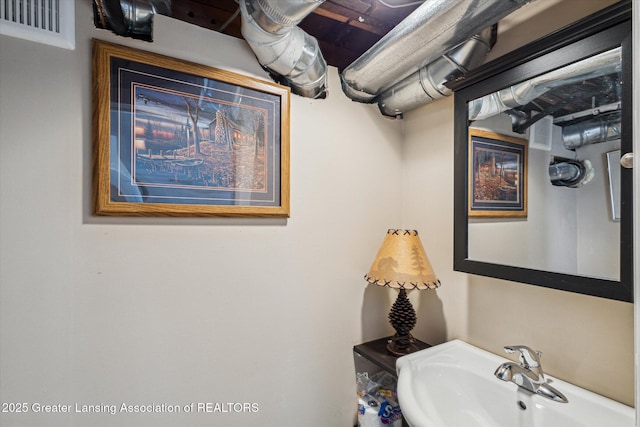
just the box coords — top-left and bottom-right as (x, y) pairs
(469, 47), (622, 121)
(93, 0), (171, 41)
(561, 113), (621, 150)
(239, 0), (327, 99)
(377, 28), (493, 117)
(549, 159), (594, 188)
(340, 0), (529, 106)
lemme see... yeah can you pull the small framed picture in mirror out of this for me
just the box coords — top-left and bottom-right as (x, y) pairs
(468, 129), (527, 218)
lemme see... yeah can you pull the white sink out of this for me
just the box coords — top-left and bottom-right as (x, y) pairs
(396, 340), (634, 427)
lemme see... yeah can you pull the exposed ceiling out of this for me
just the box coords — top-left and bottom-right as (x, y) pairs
(170, 0), (422, 71)
(515, 74), (621, 128)
(97, 0), (622, 119)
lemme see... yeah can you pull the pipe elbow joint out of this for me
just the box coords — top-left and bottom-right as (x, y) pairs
(240, 0), (328, 99)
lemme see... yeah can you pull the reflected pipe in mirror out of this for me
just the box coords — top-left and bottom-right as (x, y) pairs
(451, 0), (633, 302)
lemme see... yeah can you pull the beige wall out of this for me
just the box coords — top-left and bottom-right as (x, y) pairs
(0, 2), (403, 426)
(0, 2), (634, 427)
(403, 0), (633, 407)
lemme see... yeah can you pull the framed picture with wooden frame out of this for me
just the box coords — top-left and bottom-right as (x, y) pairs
(92, 39), (290, 217)
(468, 128), (527, 218)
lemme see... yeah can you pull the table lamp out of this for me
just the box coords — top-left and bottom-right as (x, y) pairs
(365, 229), (440, 356)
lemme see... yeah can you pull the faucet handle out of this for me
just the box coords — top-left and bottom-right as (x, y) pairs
(504, 345), (542, 368)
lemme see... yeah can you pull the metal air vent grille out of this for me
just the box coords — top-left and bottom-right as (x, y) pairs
(1, 0), (75, 49)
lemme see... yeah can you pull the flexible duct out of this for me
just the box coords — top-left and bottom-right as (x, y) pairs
(239, 0), (327, 99)
(94, 0), (171, 41)
(561, 113), (621, 150)
(549, 159), (594, 188)
(469, 47), (622, 121)
(377, 28), (493, 117)
(340, 0), (528, 104)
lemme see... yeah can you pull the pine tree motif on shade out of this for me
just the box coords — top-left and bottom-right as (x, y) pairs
(365, 229), (441, 355)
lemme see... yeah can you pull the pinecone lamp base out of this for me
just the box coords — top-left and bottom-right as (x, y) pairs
(387, 335), (419, 356)
(386, 288), (419, 356)
(364, 229), (441, 356)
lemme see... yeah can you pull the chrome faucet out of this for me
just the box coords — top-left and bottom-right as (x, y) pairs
(494, 345), (568, 403)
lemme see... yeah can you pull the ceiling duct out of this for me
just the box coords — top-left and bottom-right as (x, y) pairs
(468, 47), (622, 121)
(549, 159), (594, 188)
(93, 0), (171, 41)
(239, 0), (328, 99)
(377, 28), (493, 118)
(340, 0), (529, 105)
(561, 113), (621, 150)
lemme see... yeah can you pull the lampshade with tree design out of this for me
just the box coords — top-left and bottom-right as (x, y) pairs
(365, 229), (440, 355)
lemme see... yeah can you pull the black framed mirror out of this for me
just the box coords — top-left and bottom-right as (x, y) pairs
(451, 1), (633, 302)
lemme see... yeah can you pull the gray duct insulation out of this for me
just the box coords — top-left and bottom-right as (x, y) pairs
(562, 113), (622, 150)
(239, 0), (328, 99)
(340, 0), (529, 105)
(102, 0), (527, 116)
(468, 47), (622, 121)
(101, 0), (327, 98)
(549, 159), (593, 188)
(377, 28), (493, 117)
(94, 0), (171, 40)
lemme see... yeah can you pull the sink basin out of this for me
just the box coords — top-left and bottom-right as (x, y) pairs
(396, 340), (634, 427)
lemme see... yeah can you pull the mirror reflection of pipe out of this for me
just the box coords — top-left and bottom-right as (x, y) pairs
(549, 159), (594, 188)
(561, 113), (621, 150)
(468, 47), (622, 121)
(549, 161), (583, 183)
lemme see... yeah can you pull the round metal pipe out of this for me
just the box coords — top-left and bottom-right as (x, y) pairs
(377, 29), (492, 117)
(240, 0), (327, 98)
(340, 0), (528, 103)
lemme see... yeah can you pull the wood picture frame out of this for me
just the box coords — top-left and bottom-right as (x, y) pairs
(468, 128), (527, 218)
(92, 39), (290, 217)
